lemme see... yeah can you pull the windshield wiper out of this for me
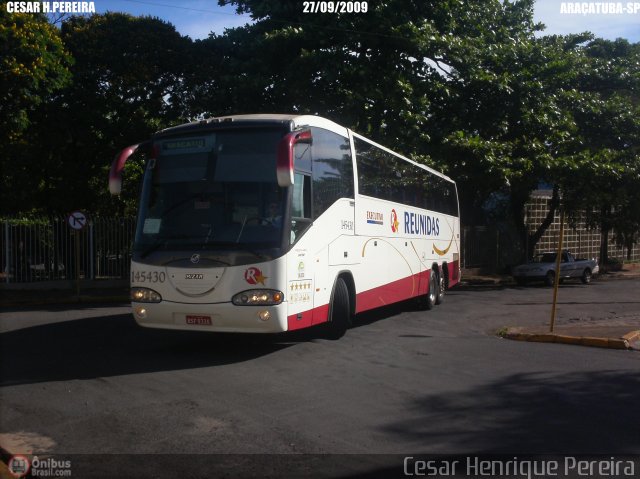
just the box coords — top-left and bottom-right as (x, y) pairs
(157, 193), (204, 220)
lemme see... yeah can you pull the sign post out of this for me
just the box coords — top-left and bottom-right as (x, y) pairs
(67, 211), (88, 299)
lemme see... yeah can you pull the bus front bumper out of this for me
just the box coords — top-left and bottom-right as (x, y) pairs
(131, 301), (289, 333)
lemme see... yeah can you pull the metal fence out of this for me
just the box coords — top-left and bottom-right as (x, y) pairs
(5, 215), (633, 284)
(1, 217), (136, 284)
(461, 225), (524, 272)
(0, 218), (522, 283)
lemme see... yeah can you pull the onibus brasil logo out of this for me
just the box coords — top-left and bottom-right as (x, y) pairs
(7, 455), (30, 478)
(8, 455), (72, 478)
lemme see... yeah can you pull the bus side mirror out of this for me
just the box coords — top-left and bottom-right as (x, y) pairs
(108, 143), (151, 195)
(277, 130), (312, 187)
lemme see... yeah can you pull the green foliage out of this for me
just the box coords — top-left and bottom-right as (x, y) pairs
(0, 8), (72, 214)
(0, 1), (638, 258)
(559, 39), (640, 261)
(1, 13), (194, 215)
(211, 0), (639, 257)
(0, 8), (72, 137)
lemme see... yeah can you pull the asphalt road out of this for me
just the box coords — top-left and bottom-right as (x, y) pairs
(1, 279), (639, 477)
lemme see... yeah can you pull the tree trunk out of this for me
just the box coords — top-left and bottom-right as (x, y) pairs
(527, 185), (561, 260)
(599, 205), (611, 266)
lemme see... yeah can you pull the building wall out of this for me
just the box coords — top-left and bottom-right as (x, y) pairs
(526, 193), (640, 262)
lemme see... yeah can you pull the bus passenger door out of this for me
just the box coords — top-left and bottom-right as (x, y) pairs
(288, 170), (315, 329)
(313, 198), (356, 324)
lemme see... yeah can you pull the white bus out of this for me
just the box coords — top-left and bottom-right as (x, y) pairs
(109, 114), (460, 338)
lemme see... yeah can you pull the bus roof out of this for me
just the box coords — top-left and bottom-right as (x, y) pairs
(155, 114), (348, 138)
(154, 114), (454, 184)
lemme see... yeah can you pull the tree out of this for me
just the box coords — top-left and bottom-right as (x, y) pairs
(212, 0), (543, 176)
(0, 8), (72, 214)
(558, 39), (640, 264)
(212, 1), (640, 265)
(15, 13), (194, 216)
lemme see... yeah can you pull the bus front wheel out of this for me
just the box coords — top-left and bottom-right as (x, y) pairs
(324, 277), (351, 340)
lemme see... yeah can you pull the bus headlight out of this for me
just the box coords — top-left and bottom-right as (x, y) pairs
(232, 290), (284, 306)
(131, 287), (162, 303)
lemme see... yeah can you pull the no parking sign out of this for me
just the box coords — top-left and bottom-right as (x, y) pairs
(67, 210), (88, 231)
(66, 210), (88, 297)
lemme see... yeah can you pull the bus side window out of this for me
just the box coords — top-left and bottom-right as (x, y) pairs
(310, 127), (353, 218)
(291, 172), (311, 243)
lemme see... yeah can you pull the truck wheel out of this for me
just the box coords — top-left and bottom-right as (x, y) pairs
(581, 268), (592, 284)
(545, 270), (555, 287)
(324, 278), (351, 339)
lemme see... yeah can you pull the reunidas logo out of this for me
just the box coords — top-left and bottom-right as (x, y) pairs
(390, 209), (400, 233)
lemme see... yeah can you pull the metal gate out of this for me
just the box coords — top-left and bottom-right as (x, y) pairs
(1, 217), (136, 283)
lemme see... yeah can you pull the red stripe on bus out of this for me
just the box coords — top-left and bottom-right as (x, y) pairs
(287, 262), (460, 331)
(448, 260), (460, 286)
(355, 270), (430, 314)
(287, 270), (429, 330)
(287, 303), (329, 331)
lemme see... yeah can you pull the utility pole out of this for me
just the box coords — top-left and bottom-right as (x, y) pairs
(549, 208), (565, 333)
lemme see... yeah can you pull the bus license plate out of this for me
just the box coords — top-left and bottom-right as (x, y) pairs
(186, 315), (212, 326)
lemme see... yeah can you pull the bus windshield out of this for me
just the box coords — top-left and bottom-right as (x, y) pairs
(133, 128), (288, 264)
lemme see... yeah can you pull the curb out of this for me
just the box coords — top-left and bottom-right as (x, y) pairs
(622, 330), (640, 350)
(0, 445), (20, 479)
(502, 328), (640, 351)
(458, 271), (640, 289)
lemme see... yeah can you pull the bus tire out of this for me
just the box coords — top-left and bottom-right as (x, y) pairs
(324, 277), (351, 340)
(435, 269), (445, 305)
(417, 269), (437, 310)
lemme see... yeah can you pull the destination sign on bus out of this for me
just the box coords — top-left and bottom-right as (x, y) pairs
(162, 138), (206, 151)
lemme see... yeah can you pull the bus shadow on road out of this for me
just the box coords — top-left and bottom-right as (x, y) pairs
(351, 299), (420, 330)
(0, 314), (293, 386)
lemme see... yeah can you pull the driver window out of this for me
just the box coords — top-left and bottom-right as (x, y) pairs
(292, 173), (311, 218)
(291, 172), (311, 243)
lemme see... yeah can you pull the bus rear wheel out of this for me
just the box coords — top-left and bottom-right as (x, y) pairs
(324, 277), (351, 340)
(435, 271), (445, 305)
(417, 269), (438, 310)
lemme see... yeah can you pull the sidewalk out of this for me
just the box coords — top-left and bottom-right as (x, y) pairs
(458, 265), (640, 352)
(459, 263), (640, 288)
(484, 268), (640, 351)
(502, 325), (640, 351)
